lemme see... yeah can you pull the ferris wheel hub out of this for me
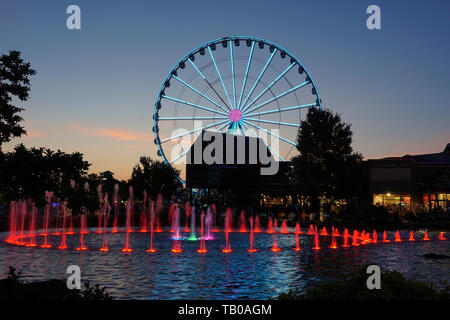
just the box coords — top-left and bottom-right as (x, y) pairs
(228, 109), (242, 123)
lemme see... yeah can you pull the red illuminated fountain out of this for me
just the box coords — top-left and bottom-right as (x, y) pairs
(155, 193), (163, 232)
(184, 202), (191, 232)
(121, 187), (134, 252)
(320, 227), (328, 236)
(139, 190), (148, 233)
(111, 183), (119, 233)
(76, 214), (87, 251)
(439, 232), (447, 240)
(312, 225), (320, 250)
(409, 231), (415, 241)
(280, 220), (288, 234)
(146, 201), (157, 253)
(307, 224), (315, 235)
(171, 207), (182, 253)
(271, 219), (281, 252)
(329, 227), (338, 249)
(372, 230), (378, 243)
(58, 202), (68, 250)
(100, 194), (110, 252)
(247, 216), (257, 252)
(267, 217), (274, 233)
(342, 228), (350, 247)
(222, 208), (232, 253)
(204, 206), (214, 240)
(197, 211), (207, 253)
(395, 231), (402, 242)
(293, 222), (301, 251)
(423, 231), (430, 241)
(238, 210), (247, 232)
(41, 192), (53, 248)
(95, 185), (104, 234)
(383, 230), (390, 243)
(254, 215), (261, 232)
(26, 205), (37, 247)
(352, 230), (359, 246)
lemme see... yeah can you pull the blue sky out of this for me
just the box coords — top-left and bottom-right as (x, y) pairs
(1, 0), (449, 179)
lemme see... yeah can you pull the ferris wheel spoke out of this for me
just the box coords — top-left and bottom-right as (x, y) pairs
(170, 148), (190, 164)
(161, 95), (228, 116)
(218, 121), (230, 132)
(241, 62), (295, 113)
(245, 103), (318, 118)
(160, 119), (229, 143)
(244, 117), (301, 128)
(242, 120), (297, 147)
(188, 59), (231, 113)
(237, 41), (255, 110)
(238, 122), (247, 136)
(172, 75), (229, 114)
(208, 46), (234, 109)
(230, 40), (237, 109)
(158, 116), (228, 121)
(241, 122), (286, 161)
(238, 49), (277, 112)
(243, 81), (310, 115)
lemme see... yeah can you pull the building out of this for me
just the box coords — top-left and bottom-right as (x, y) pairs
(367, 144), (450, 213)
(185, 131), (290, 204)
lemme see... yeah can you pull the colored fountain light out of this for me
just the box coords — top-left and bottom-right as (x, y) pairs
(394, 231), (402, 242)
(238, 210), (247, 232)
(372, 230), (378, 243)
(307, 224), (315, 235)
(204, 206), (214, 240)
(280, 220), (288, 234)
(312, 226), (320, 250)
(352, 230), (359, 246)
(254, 215), (261, 233)
(409, 231), (415, 241)
(187, 206), (198, 241)
(171, 206), (183, 253)
(423, 232), (430, 241)
(139, 190), (148, 233)
(222, 208), (232, 253)
(329, 229), (338, 249)
(320, 227), (328, 236)
(383, 230), (390, 243)
(146, 201), (157, 253)
(247, 216), (258, 253)
(267, 217), (274, 234)
(228, 109), (242, 123)
(197, 211), (207, 253)
(439, 232), (447, 240)
(184, 202), (191, 232)
(271, 219), (282, 252)
(122, 187), (134, 253)
(100, 193), (110, 252)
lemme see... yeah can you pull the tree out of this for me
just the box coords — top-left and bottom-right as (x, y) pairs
(130, 156), (181, 200)
(291, 108), (363, 213)
(0, 50), (36, 149)
(0, 144), (92, 208)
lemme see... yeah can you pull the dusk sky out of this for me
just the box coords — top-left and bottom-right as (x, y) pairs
(1, 0), (449, 180)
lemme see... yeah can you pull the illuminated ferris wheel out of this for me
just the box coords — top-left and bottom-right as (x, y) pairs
(153, 36), (322, 184)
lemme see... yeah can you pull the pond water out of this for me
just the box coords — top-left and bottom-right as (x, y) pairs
(0, 229), (448, 299)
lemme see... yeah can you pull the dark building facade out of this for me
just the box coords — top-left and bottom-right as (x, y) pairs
(366, 144), (450, 213)
(185, 131), (290, 195)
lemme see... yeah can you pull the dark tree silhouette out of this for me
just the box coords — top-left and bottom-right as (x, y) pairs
(0, 50), (36, 149)
(130, 156), (181, 200)
(291, 108), (363, 213)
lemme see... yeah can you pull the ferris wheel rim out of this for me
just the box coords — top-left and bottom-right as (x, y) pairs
(153, 36), (323, 185)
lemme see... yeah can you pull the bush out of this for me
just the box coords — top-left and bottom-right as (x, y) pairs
(276, 265), (449, 300)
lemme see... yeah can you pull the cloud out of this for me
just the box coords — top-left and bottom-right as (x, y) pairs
(70, 123), (153, 142)
(24, 130), (46, 138)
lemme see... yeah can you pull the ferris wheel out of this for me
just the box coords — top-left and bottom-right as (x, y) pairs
(153, 36), (322, 184)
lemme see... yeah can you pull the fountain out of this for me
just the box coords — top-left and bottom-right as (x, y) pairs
(342, 228), (350, 247)
(140, 191), (148, 232)
(312, 225), (320, 250)
(155, 193), (163, 232)
(254, 215), (261, 232)
(293, 222), (301, 251)
(146, 201), (157, 253)
(352, 230), (359, 246)
(41, 192), (53, 248)
(197, 211), (207, 253)
(423, 231), (430, 241)
(267, 217), (274, 233)
(112, 183), (119, 233)
(271, 219), (281, 252)
(121, 187), (134, 252)
(58, 202), (68, 249)
(247, 216), (257, 252)
(238, 210), (247, 232)
(383, 230), (390, 243)
(76, 214), (87, 251)
(395, 231), (402, 242)
(439, 232), (446, 240)
(222, 208), (232, 253)
(100, 193), (110, 252)
(187, 206), (197, 241)
(372, 230), (378, 243)
(307, 224), (315, 235)
(184, 202), (191, 232)
(329, 226), (338, 249)
(204, 206), (214, 240)
(280, 220), (288, 234)
(171, 207), (182, 253)
(409, 231), (415, 241)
